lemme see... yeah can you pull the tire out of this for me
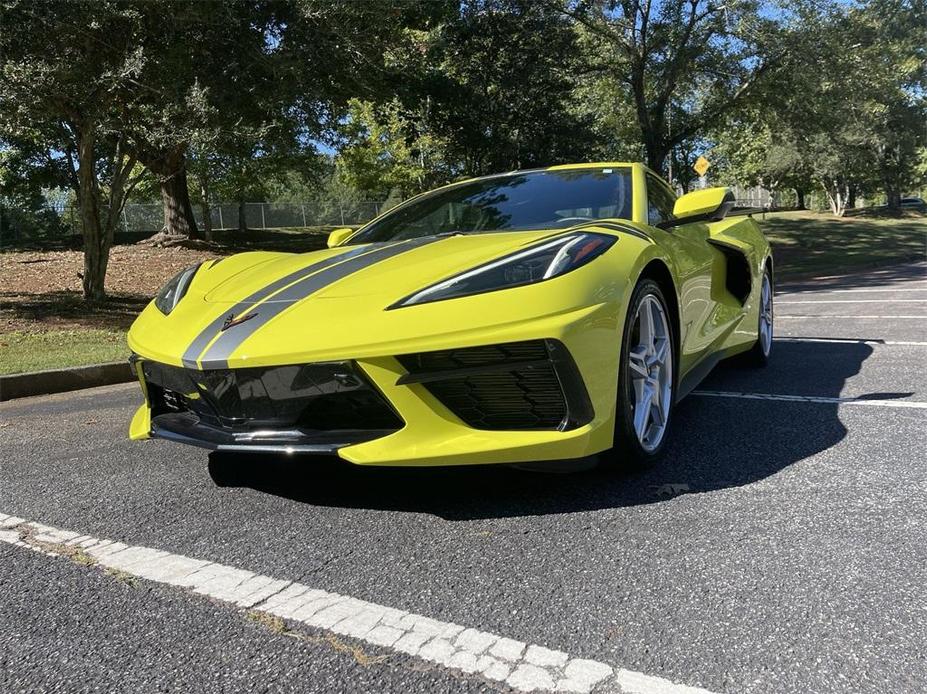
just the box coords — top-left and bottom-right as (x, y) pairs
(744, 265), (773, 367)
(600, 278), (676, 470)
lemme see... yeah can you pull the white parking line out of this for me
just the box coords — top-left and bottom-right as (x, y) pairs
(774, 337), (927, 346)
(693, 390), (927, 409)
(778, 287), (927, 295)
(0, 514), (718, 694)
(777, 315), (926, 319)
(776, 300), (927, 304)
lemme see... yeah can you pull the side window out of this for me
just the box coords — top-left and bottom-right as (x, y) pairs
(646, 175), (677, 226)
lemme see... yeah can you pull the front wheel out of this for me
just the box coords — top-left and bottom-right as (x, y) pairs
(601, 279), (676, 470)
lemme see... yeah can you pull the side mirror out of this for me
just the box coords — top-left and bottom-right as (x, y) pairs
(662, 187), (735, 228)
(327, 227), (355, 248)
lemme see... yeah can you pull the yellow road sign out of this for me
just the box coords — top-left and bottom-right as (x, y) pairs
(693, 156), (710, 177)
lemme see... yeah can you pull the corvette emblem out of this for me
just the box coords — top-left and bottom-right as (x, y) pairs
(221, 312), (257, 331)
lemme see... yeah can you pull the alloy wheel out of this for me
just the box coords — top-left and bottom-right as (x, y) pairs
(627, 294), (673, 452)
(759, 272), (773, 356)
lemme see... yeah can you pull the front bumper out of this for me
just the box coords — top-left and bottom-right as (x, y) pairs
(129, 302), (622, 466)
(135, 358), (403, 454)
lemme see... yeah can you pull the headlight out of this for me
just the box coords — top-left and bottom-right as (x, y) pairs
(390, 232), (616, 308)
(154, 264), (201, 315)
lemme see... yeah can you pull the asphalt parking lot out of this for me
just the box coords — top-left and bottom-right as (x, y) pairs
(1, 262), (925, 694)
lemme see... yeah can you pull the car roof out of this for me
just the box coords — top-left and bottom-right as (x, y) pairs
(457, 162), (643, 185)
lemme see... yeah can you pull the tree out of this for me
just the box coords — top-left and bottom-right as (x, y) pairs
(705, 0), (924, 216)
(177, 0), (442, 233)
(120, 1), (287, 239)
(563, 0), (786, 175)
(0, 131), (73, 240)
(412, 0), (597, 177)
(856, 0), (926, 208)
(712, 117), (813, 207)
(334, 98), (449, 199)
(0, 1), (148, 300)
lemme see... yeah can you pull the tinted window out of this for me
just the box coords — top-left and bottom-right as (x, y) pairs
(646, 174), (677, 226)
(350, 168), (633, 244)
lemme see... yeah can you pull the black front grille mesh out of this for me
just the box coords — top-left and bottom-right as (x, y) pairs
(143, 361), (402, 433)
(409, 341), (549, 371)
(397, 341), (568, 430)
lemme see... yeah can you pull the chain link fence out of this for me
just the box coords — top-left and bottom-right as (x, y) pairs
(50, 200), (391, 235)
(730, 185), (776, 209)
(11, 184), (853, 241)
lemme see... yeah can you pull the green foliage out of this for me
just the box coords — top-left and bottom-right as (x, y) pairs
(0, 1), (154, 297)
(710, 0), (925, 215)
(1, 0), (924, 247)
(0, 140), (71, 239)
(334, 99), (448, 198)
(711, 117), (813, 200)
(415, 0), (597, 176)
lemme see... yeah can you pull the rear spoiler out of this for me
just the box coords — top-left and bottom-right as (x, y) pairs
(657, 205), (765, 230)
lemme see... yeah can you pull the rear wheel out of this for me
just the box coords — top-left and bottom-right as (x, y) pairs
(601, 279), (675, 470)
(744, 266), (773, 367)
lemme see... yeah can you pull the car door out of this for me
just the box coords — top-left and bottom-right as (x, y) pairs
(643, 174), (726, 373)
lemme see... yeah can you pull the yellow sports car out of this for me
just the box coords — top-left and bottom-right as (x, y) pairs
(128, 163), (773, 468)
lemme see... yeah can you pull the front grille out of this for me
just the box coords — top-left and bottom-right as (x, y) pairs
(407, 341), (549, 371)
(396, 340), (592, 431)
(425, 366), (566, 429)
(141, 361), (403, 433)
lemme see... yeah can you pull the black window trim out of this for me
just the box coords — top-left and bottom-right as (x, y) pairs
(645, 173), (678, 228)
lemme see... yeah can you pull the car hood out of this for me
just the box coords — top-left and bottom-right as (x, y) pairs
(129, 224), (637, 369)
(200, 231), (562, 306)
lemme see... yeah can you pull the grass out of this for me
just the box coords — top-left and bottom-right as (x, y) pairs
(755, 210), (926, 278)
(0, 329), (128, 375)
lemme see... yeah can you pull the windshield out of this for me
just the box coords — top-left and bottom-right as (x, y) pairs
(349, 168), (633, 244)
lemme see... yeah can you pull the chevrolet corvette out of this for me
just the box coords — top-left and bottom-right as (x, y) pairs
(127, 163), (773, 468)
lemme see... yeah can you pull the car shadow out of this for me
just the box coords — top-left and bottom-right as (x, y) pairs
(207, 339), (899, 520)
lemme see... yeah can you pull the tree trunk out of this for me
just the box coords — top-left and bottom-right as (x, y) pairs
(238, 198), (247, 232)
(822, 179), (848, 218)
(76, 128), (109, 302)
(159, 161), (199, 238)
(142, 146), (199, 238)
(199, 175), (213, 241)
(885, 184), (901, 210)
(645, 138), (670, 177)
(795, 188), (806, 210)
(847, 186), (857, 210)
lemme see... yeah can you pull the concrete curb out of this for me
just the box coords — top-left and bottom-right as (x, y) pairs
(0, 362), (135, 402)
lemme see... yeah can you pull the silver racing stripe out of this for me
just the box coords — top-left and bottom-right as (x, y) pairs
(180, 245), (385, 368)
(195, 237), (441, 369)
(592, 221), (652, 241)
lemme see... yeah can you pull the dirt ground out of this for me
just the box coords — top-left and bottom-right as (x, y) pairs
(0, 245), (222, 333)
